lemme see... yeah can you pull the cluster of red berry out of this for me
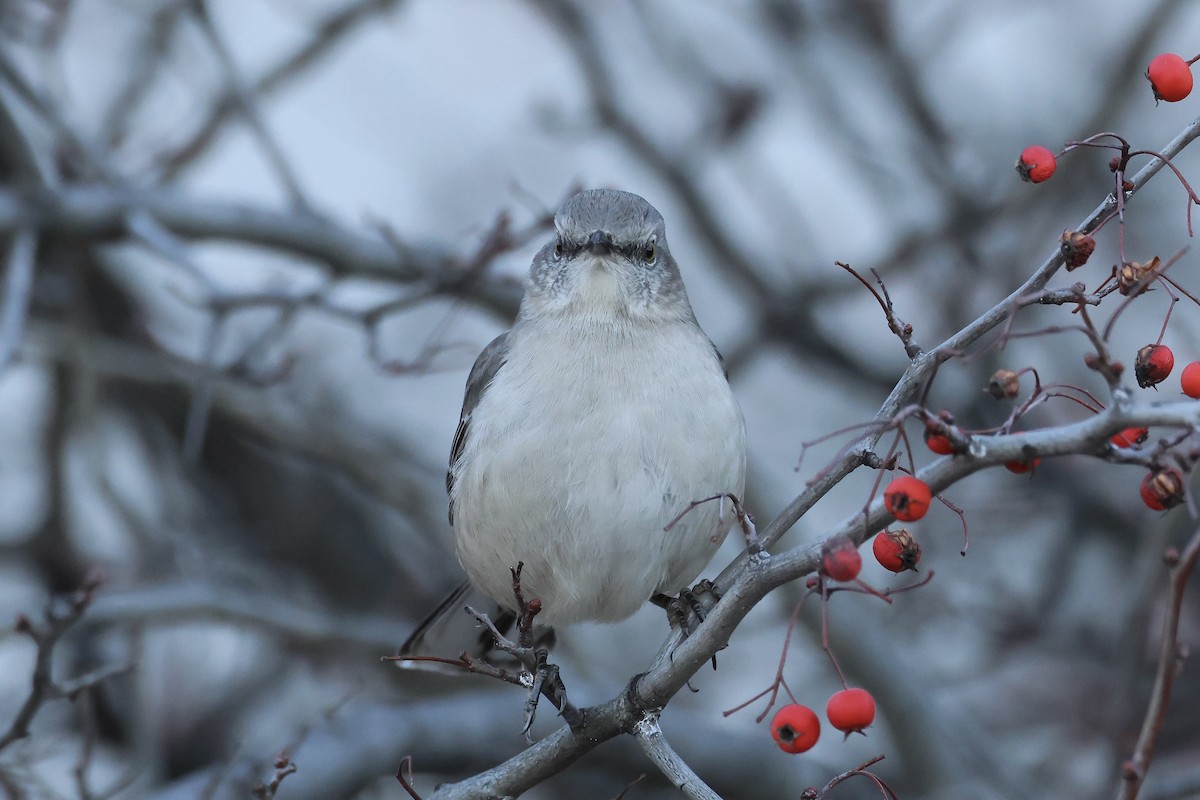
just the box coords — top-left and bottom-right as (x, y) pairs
(771, 489), (926, 756)
(1008, 53), (1200, 514)
(764, 48), (1200, 773)
(1132, 344), (1200, 399)
(770, 688), (877, 754)
(1117, 343), (1200, 510)
(1016, 52), (1196, 185)
(819, 487), (925, 582)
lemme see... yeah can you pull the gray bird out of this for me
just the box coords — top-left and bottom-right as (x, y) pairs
(403, 189), (746, 656)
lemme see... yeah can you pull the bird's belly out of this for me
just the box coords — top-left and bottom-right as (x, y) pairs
(451, 326), (745, 625)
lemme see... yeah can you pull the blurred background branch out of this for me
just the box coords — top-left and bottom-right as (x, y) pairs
(0, 1), (1198, 799)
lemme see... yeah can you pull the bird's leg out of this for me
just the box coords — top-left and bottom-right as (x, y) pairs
(510, 561), (539, 649)
(465, 563), (582, 735)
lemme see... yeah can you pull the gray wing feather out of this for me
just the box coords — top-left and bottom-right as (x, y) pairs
(447, 332), (510, 524)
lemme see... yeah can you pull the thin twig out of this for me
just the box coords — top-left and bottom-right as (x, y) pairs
(188, 0), (313, 211)
(155, 0), (404, 182)
(1116, 527), (1200, 800)
(0, 571), (112, 753)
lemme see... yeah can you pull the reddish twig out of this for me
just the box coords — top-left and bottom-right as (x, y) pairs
(1116, 527), (1200, 800)
(805, 755), (899, 800)
(835, 261), (919, 358)
(396, 756), (424, 800)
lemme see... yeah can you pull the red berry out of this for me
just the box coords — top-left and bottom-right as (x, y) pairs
(1147, 53), (1194, 103)
(872, 529), (921, 573)
(1111, 427), (1149, 448)
(924, 431), (954, 455)
(1135, 344), (1174, 388)
(821, 538), (862, 582)
(1016, 145), (1056, 183)
(883, 476), (932, 522)
(826, 688), (876, 735)
(923, 412), (960, 454)
(1005, 457), (1041, 474)
(1140, 467), (1185, 511)
(771, 704), (820, 754)
(1181, 361), (1200, 398)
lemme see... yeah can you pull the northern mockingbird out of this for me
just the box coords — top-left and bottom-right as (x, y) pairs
(403, 188), (746, 656)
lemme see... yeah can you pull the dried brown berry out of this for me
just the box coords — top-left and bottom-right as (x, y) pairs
(1116, 258), (1161, 296)
(987, 369), (1021, 400)
(1059, 230), (1096, 270)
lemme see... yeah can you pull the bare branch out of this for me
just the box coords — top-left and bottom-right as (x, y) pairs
(0, 571), (118, 753)
(188, 0), (313, 211)
(0, 227), (36, 372)
(633, 714), (723, 800)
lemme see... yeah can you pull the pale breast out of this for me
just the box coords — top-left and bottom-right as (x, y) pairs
(451, 316), (746, 625)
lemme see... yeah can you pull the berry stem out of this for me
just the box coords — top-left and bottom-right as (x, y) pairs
(820, 581), (850, 689)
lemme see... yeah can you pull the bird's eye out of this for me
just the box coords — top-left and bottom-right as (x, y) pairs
(643, 241), (657, 262)
(553, 240), (564, 259)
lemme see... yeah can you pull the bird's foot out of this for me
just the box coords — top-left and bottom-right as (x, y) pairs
(653, 578), (722, 637)
(462, 563), (582, 736)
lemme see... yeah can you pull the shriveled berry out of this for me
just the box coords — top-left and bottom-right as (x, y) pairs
(771, 704), (820, 754)
(826, 688), (876, 735)
(1117, 257), (1160, 296)
(821, 537), (862, 582)
(1181, 361), (1200, 398)
(1016, 145), (1056, 183)
(1111, 427), (1149, 448)
(987, 369), (1021, 400)
(1135, 344), (1174, 388)
(1141, 467), (1185, 511)
(1059, 230), (1096, 270)
(883, 476), (932, 522)
(1146, 53), (1194, 103)
(872, 529), (920, 573)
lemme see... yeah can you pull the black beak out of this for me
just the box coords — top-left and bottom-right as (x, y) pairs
(584, 229), (614, 253)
